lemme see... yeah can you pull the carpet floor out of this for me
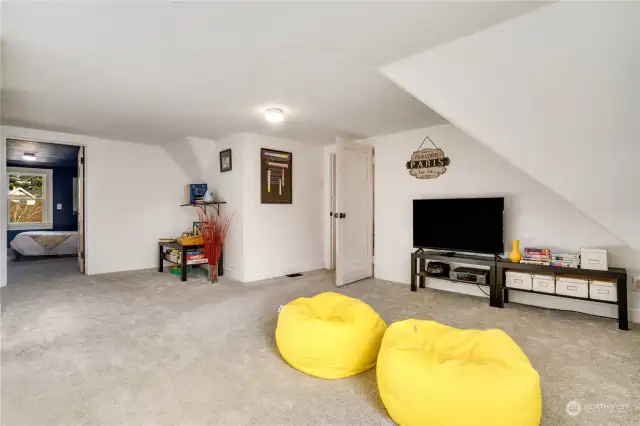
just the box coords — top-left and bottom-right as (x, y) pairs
(2, 258), (639, 425)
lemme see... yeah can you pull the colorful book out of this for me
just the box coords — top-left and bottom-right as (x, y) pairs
(520, 259), (551, 266)
(185, 184), (208, 204)
(524, 248), (551, 254)
(552, 254), (580, 260)
(551, 262), (580, 268)
(186, 259), (208, 265)
(523, 254), (551, 259)
(186, 255), (206, 260)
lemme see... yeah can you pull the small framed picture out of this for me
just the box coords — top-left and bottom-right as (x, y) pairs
(220, 149), (232, 172)
(192, 221), (202, 236)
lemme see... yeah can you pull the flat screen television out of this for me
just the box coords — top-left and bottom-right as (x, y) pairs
(413, 197), (504, 254)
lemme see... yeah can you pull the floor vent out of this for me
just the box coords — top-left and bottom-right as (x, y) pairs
(286, 273), (303, 278)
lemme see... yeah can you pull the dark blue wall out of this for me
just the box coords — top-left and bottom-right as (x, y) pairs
(7, 163), (78, 247)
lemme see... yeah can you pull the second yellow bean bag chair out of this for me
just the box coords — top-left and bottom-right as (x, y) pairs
(377, 320), (541, 426)
(276, 292), (387, 379)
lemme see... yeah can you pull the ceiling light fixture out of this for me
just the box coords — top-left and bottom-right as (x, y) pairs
(22, 153), (36, 162)
(264, 108), (285, 125)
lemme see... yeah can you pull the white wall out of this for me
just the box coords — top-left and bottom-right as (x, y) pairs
(1, 126), (193, 280)
(382, 1), (640, 254)
(164, 136), (218, 182)
(201, 134), (246, 282)
(369, 124), (639, 322)
(194, 133), (325, 283)
(241, 134), (324, 282)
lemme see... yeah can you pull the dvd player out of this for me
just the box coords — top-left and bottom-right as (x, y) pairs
(449, 267), (489, 284)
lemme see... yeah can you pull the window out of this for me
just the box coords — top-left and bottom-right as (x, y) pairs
(7, 167), (53, 230)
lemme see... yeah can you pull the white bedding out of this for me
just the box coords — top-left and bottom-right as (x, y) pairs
(10, 231), (79, 256)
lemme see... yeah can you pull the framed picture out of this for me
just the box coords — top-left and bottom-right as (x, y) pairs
(261, 148), (292, 204)
(220, 149), (232, 172)
(192, 221), (202, 236)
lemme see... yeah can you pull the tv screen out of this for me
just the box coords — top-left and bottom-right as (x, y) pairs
(413, 197), (504, 254)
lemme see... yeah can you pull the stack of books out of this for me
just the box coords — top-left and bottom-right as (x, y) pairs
(185, 250), (208, 265)
(164, 249), (208, 265)
(521, 248), (551, 265)
(551, 252), (580, 268)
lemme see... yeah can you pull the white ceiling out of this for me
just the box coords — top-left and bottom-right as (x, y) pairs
(1, 2), (545, 145)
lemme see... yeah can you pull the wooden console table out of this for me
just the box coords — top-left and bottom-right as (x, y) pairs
(496, 260), (628, 330)
(158, 241), (223, 282)
(410, 250), (629, 330)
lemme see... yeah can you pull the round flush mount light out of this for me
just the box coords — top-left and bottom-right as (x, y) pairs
(264, 108), (285, 124)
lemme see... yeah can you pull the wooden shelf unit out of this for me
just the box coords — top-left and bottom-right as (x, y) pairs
(496, 259), (628, 330)
(410, 250), (629, 330)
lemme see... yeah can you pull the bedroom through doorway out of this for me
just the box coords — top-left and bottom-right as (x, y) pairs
(6, 139), (85, 280)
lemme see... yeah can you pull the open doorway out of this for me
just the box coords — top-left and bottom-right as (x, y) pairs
(5, 139), (85, 280)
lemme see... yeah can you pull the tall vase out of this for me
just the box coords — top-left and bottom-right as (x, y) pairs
(208, 263), (219, 283)
(509, 239), (522, 262)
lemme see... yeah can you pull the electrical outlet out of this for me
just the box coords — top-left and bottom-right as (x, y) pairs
(633, 277), (640, 292)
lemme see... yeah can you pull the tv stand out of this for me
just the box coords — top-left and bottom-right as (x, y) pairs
(410, 251), (629, 330)
(411, 251), (497, 299)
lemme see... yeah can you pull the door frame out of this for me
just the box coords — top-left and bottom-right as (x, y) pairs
(323, 144), (337, 270)
(1, 130), (88, 286)
(329, 152), (337, 270)
(326, 139), (374, 284)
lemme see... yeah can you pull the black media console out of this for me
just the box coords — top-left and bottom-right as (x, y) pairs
(410, 250), (629, 331)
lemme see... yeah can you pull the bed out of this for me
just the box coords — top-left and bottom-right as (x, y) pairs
(10, 231), (79, 259)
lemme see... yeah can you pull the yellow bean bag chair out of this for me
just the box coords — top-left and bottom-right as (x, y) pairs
(276, 292), (387, 379)
(377, 320), (541, 426)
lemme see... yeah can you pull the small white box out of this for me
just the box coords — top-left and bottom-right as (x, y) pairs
(532, 274), (555, 294)
(580, 248), (608, 271)
(589, 278), (617, 302)
(506, 271), (532, 290)
(556, 275), (589, 298)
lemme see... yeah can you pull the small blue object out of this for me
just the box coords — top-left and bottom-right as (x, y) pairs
(186, 184), (207, 204)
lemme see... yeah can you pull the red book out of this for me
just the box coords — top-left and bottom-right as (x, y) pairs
(525, 248), (550, 254)
(186, 254), (206, 260)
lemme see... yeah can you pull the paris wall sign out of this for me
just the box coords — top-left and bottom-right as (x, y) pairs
(406, 136), (450, 179)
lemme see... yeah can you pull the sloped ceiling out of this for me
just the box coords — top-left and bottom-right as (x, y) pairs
(2, 1), (545, 145)
(163, 137), (218, 182)
(381, 1), (640, 251)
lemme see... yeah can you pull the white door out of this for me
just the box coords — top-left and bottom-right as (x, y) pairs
(335, 138), (373, 286)
(77, 146), (85, 273)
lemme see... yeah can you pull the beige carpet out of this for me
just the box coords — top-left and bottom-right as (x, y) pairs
(2, 257), (639, 425)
